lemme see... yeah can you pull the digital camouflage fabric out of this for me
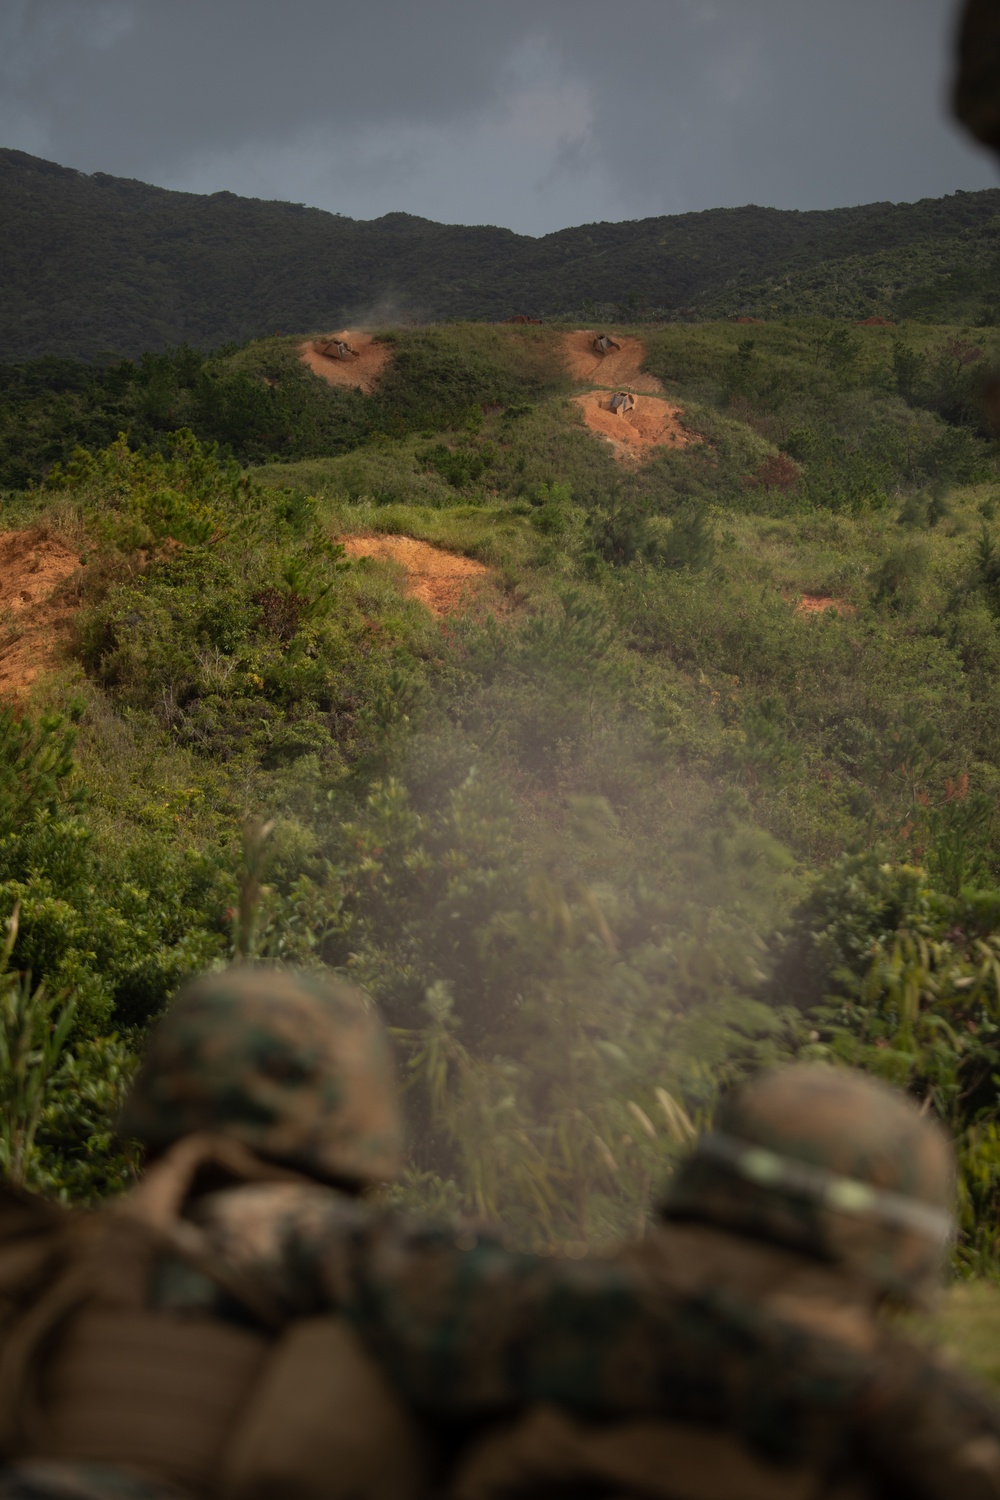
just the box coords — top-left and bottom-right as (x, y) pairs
(955, 0), (1000, 155)
(118, 968), (403, 1187)
(663, 1064), (955, 1306)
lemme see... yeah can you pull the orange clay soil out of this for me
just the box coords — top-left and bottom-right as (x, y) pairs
(0, 529), (81, 699)
(299, 330), (391, 394)
(340, 535), (490, 618)
(795, 593), (856, 618)
(571, 391), (698, 463)
(561, 331), (663, 393)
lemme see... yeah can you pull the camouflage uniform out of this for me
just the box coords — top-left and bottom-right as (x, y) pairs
(2, 975), (1000, 1500)
(450, 1066), (1000, 1500)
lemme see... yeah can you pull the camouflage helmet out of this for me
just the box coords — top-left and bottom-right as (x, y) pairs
(119, 967), (404, 1187)
(954, 0), (1000, 157)
(662, 1064), (956, 1306)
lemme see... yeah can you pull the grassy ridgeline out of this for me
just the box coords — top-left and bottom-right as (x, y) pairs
(4, 318), (1000, 1353)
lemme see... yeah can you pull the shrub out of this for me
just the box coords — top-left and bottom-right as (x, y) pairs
(742, 454), (800, 492)
(872, 540), (930, 611)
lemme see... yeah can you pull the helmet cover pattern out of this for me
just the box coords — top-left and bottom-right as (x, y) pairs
(119, 967), (404, 1187)
(663, 1064), (956, 1305)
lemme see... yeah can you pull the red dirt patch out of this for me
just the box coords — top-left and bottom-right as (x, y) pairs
(795, 593), (855, 618)
(300, 330), (391, 394)
(0, 529), (80, 698)
(855, 317), (896, 327)
(571, 392), (700, 463)
(561, 331), (663, 393)
(340, 535), (490, 618)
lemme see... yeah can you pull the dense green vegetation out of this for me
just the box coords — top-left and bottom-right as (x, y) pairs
(3, 146), (1000, 358)
(0, 327), (564, 490)
(696, 224), (1000, 324)
(7, 316), (1000, 1294)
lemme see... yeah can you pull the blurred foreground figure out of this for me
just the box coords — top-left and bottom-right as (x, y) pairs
(1, 982), (1000, 1499)
(956, 0), (1000, 429)
(955, 0), (1000, 156)
(453, 1065), (1000, 1500)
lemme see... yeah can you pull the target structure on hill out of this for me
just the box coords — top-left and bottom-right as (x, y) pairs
(298, 318), (703, 465)
(300, 331), (391, 393)
(560, 330), (702, 463)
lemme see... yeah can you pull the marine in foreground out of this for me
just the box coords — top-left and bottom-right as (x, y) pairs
(0, 968), (998, 1498)
(453, 1063), (984, 1499)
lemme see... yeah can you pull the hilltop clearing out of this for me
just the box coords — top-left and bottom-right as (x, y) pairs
(562, 330), (697, 464)
(561, 331), (664, 392)
(571, 391), (698, 462)
(300, 331), (391, 394)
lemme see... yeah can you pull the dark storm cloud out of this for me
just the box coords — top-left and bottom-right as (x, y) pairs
(1, 0), (995, 233)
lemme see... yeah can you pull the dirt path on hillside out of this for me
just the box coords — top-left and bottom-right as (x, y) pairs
(0, 529), (80, 698)
(571, 392), (698, 463)
(340, 535), (490, 617)
(300, 330), (391, 394)
(561, 331), (663, 392)
(794, 593), (855, 618)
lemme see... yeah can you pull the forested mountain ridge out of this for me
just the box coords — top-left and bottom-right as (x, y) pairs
(3, 146), (1000, 359)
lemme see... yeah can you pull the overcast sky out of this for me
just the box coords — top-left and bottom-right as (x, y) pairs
(1, 0), (996, 236)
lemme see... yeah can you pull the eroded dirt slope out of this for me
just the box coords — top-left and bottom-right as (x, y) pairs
(561, 331), (663, 392)
(300, 331), (391, 393)
(340, 535), (490, 617)
(0, 529), (80, 698)
(571, 392), (697, 463)
(795, 593), (855, 618)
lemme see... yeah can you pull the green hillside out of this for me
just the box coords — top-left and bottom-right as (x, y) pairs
(2, 147), (1000, 357)
(4, 309), (1000, 1304)
(10, 306), (1000, 1371)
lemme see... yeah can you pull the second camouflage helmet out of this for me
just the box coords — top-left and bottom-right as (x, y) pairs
(662, 1064), (955, 1305)
(119, 966), (404, 1187)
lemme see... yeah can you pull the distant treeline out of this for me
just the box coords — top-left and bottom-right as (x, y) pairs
(2, 147), (1000, 359)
